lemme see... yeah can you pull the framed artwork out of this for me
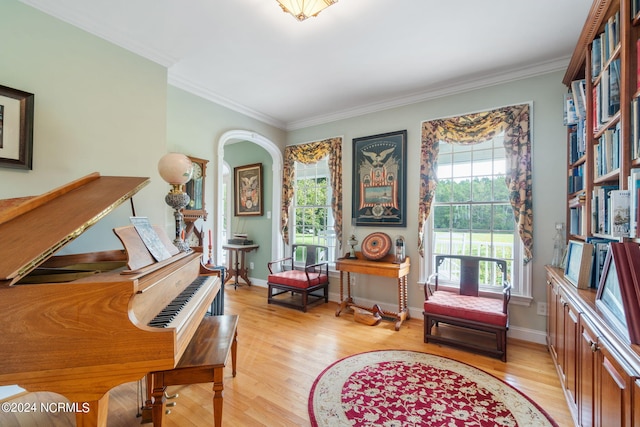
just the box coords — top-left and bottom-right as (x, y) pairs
(234, 163), (263, 216)
(563, 240), (593, 289)
(352, 130), (407, 227)
(0, 85), (35, 170)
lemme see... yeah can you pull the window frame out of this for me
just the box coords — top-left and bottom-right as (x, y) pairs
(423, 136), (532, 299)
(289, 157), (337, 264)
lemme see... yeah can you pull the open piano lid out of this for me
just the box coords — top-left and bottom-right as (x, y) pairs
(0, 173), (150, 286)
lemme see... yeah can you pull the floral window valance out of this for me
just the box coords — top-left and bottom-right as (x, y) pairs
(280, 137), (343, 249)
(419, 104), (532, 262)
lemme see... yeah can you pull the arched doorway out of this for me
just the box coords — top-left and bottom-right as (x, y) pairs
(215, 130), (283, 266)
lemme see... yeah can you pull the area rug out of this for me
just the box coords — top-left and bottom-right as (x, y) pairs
(309, 350), (557, 427)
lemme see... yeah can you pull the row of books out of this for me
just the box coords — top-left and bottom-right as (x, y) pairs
(591, 185), (630, 238)
(568, 120), (586, 162)
(568, 163), (584, 194)
(594, 123), (620, 178)
(593, 58), (621, 131)
(591, 11), (620, 79)
(569, 202), (586, 237)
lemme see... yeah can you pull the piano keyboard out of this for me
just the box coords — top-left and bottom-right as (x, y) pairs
(148, 276), (209, 328)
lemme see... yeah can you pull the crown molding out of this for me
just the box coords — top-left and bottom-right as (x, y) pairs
(285, 56), (571, 131)
(168, 74), (287, 130)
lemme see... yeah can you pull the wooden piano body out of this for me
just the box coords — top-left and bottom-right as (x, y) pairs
(0, 173), (220, 426)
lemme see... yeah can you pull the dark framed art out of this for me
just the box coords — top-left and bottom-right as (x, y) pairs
(234, 163), (263, 216)
(0, 85), (34, 170)
(352, 130), (407, 227)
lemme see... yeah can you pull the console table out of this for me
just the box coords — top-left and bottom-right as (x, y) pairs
(335, 252), (410, 331)
(222, 244), (259, 289)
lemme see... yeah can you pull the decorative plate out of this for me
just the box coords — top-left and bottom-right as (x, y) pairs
(361, 232), (392, 260)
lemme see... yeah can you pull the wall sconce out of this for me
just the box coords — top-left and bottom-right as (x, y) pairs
(158, 152), (193, 252)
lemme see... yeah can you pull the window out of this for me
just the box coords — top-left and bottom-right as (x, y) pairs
(291, 157), (336, 261)
(429, 133), (529, 296)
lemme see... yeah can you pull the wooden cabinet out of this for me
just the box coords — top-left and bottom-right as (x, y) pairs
(578, 315), (598, 427)
(546, 266), (640, 427)
(595, 340), (633, 426)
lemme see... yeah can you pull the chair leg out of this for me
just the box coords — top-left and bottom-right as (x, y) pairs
(301, 291), (308, 312)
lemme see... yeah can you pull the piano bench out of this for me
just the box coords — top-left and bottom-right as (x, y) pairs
(148, 314), (238, 427)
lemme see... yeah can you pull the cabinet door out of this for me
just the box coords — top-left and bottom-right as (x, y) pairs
(562, 288), (580, 416)
(595, 340), (632, 427)
(579, 315), (598, 427)
(547, 274), (560, 364)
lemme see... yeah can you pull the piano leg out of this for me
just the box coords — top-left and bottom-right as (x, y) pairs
(75, 393), (109, 427)
(150, 373), (168, 427)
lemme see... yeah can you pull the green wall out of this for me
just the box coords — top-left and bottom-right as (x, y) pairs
(223, 141), (273, 281)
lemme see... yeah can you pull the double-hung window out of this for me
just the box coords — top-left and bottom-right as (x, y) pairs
(291, 157), (336, 262)
(429, 133), (529, 296)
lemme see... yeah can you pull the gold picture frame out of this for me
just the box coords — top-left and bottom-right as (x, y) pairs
(234, 163), (263, 216)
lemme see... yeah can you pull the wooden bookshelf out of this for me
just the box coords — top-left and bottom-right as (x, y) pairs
(557, 2), (640, 426)
(563, 0), (635, 242)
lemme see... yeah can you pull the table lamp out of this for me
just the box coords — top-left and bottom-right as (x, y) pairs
(158, 152), (193, 252)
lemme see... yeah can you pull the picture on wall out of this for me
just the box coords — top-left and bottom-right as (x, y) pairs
(234, 163), (263, 216)
(0, 85), (34, 170)
(352, 130), (407, 227)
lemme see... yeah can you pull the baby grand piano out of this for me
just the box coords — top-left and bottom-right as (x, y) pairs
(0, 173), (221, 427)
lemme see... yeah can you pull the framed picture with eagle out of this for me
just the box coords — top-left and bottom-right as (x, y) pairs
(234, 162), (263, 216)
(352, 130), (407, 227)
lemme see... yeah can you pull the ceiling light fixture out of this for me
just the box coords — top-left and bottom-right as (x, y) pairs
(276, 0), (337, 21)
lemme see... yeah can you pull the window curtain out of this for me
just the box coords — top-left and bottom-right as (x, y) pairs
(281, 137), (343, 249)
(418, 104), (532, 262)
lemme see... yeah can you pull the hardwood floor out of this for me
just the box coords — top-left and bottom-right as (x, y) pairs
(1, 285), (573, 426)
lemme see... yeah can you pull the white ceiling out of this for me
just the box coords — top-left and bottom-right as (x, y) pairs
(20, 0), (593, 130)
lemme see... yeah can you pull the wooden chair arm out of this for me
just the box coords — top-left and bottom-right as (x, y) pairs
(267, 256), (293, 274)
(424, 273), (438, 300)
(502, 280), (512, 313)
(304, 261), (328, 279)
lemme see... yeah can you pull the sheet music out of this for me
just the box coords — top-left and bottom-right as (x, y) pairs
(130, 217), (172, 262)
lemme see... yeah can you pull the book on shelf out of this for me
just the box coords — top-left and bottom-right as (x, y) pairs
(609, 58), (621, 116)
(571, 79), (587, 119)
(609, 189), (630, 238)
(632, 98), (640, 159)
(592, 37), (602, 79)
(629, 168), (640, 238)
(592, 184), (619, 235)
(586, 237), (615, 289)
(564, 92), (579, 125)
(595, 123), (620, 178)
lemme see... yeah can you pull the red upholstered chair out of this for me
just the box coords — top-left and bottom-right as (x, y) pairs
(423, 255), (511, 361)
(267, 244), (329, 312)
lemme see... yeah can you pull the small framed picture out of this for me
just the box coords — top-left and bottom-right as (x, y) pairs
(234, 163), (263, 216)
(0, 85), (35, 170)
(564, 240), (593, 289)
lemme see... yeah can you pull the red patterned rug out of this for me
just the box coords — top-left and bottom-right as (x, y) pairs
(309, 350), (558, 427)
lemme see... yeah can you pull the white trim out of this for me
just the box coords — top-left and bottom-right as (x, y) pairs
(216, 130), (284, 264)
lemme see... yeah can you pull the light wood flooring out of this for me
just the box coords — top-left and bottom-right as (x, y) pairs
(1, 285), (573, 426)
